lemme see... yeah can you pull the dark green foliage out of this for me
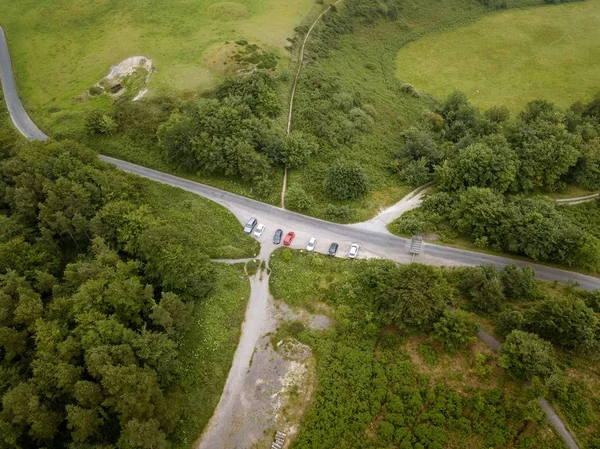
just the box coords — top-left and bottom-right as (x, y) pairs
(323, 161), (369, 200)
(524, 296), (598, 351)
(379, 264), (452, 331)
(415, 188), (600, 270)
(499, 330), (556, 380)
(500, 264), (538, 300)
(280, 132), (319, 169)
(215, 72), (280, 118)
(433, 310), (479, 352)
(435, 139), (519, 193)
(285, 184), (314, 212)
(546, 372), (595, 427)
(494, 309), (525, 337)
(84, 109), (117, 136)
(0, 140), (222, 448)
(460, 265), (506, 313)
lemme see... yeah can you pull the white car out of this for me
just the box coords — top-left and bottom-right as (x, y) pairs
(253, 224), (265, 238)
(348, 244), (359, 259)
(306, 237), (317, 251)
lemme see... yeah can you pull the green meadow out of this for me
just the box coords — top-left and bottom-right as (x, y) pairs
(396, 0), (600, 111)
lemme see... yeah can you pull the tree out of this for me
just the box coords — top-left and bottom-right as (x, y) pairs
(324, 161), (369, 200)
(379, 264), (452, 331)
(449, 188), (506, 243)
(433, 310), (479, 352)
(525, 296), (598, 351)
(494, 310), (525, 337)
(511, 118), (581, 192)
(460, 265), (505, 313)
(400, 127), (439, 164)
(435, 139), (519, 193)
(281, 132), (318, 169)
(500, 264), (537, 300)
(499, 330), (556, 380)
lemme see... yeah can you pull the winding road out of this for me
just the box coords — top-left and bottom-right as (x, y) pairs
(0, 24), (590, 449)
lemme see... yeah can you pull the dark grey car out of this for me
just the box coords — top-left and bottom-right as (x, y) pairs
(273, 229), (283, 244)
(244, 217), (257, 233)
(328, 242), (338, 256)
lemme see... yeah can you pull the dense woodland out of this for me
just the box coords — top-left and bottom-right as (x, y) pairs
(270, 251), (600, 448)
(390, 93), (600, 271)
(0, 135), (220, 448)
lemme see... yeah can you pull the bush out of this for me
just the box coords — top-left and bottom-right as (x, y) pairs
(323, 161), (369, 200)
(500, 264), (538, 300)
(461, 265), (505, 313)
(324, 204), (353, 222)
(286, 184), (314, 211)
(499, 330), (556, 381)
(494, 309), (525, 337)
(525, 296), (598, 352)
(433, 310), (479, 352)
(389, 217), (425, 236)
(85, 109), (117, 136)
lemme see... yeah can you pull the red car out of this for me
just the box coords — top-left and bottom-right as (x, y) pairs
(283, 231), (295, 246)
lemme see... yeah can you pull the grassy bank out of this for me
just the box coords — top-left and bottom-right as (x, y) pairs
(172, 263), (250, 448)
(137, 176), (260, 259)
(395, 0), (600, 112)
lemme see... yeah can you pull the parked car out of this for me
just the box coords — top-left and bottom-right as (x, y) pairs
(306, 237), (317, 251)
(244, 217), (257, 233)
(348, 243), (359, 259)
(253, 224), (265, 238)
(273, 229), (283, 244)
(283, 231), (296, 246)
(328, 242), (338, 256)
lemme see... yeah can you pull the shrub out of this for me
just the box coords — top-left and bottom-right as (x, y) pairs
(499, 330), (556, 381)
(324, 161), (369, 200)
(286, 185), (314, 211)
(525, 296), (598, 351)
(494, 310), (525, 337)
(85, 109), (117, 136)
(500, 264), (537, 300)
(324, 204), (353, 222)
(461, 265), (505, 313)
(389, 217), (425, 236)
(433, 310), (479, 352)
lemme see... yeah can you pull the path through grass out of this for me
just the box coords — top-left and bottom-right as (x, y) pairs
(396, 0), (600, 111)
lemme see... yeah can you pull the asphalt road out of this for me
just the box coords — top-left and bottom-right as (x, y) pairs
(0, 27), (48, 140)
(1, 22), (598, 291)
(99, 155), (600, 291)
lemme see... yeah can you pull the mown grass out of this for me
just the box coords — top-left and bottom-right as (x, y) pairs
(172, 263), (250, 448)
(395, 0), (600, 112)
(0, 0), (314, 128)
(136, 176), (260, 259)
(290, 0), (549, 221)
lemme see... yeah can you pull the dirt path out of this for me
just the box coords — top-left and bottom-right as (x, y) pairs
(281, 0), (344, 208)
(348, 184), (430, 233)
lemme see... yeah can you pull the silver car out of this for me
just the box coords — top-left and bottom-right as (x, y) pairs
(348, 244), (359, 259)
(306, 237), (317, 251)
(244, 218), (257, 233)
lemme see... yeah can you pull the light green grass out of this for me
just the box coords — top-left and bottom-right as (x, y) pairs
(291, 0), (537, 221)
(172, 263), (250, 448)
(136, 176), (260, 259)
(0, 0), (314, 125)
(396, 0), (600, 112)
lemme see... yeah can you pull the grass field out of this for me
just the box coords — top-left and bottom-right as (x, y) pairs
(0, 0), (314, 125)
(396, 0), (600, 111)
(172, 263), (250, 448)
